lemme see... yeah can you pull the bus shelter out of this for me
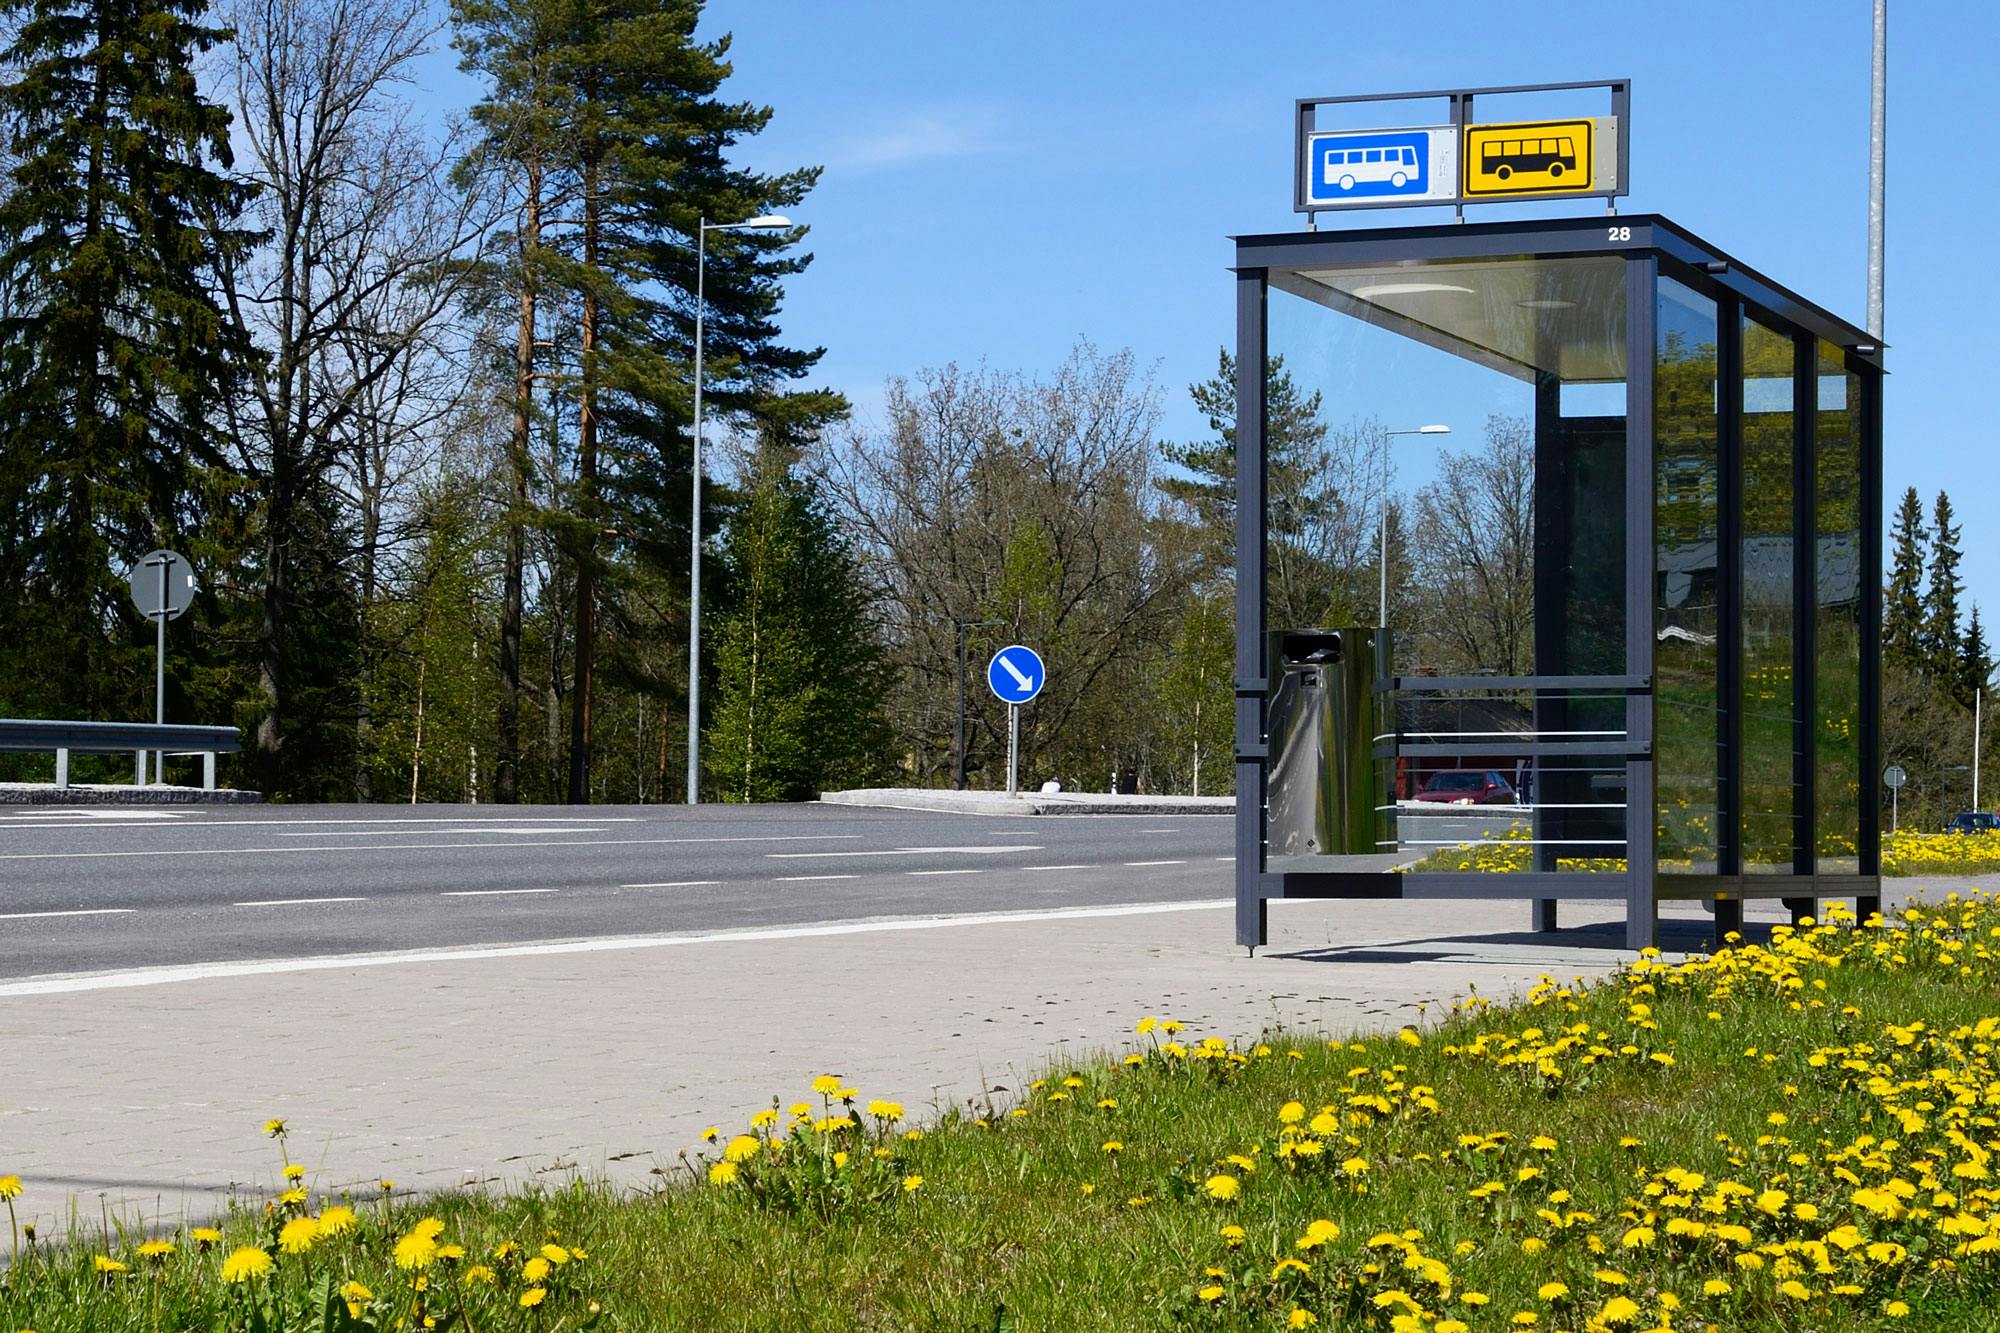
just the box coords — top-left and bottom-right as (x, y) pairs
(1232, 215), (1882, 951)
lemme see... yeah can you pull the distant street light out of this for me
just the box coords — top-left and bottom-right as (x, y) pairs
(1378, 425), (1451, 625)
(687, 213), (792, 805)
(953, 618), (1001, 790)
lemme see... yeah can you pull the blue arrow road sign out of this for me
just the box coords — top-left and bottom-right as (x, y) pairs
(987, 645), (1045, 705)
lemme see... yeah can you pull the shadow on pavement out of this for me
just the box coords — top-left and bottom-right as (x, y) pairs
(1270, 915), (1781, 965)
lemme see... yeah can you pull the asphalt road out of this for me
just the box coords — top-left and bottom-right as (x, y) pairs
(0, 803), (1233, 980)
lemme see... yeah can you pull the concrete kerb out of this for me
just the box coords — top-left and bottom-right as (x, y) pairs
(0, 784), (262, 805)
(818, 788), (1233, 817)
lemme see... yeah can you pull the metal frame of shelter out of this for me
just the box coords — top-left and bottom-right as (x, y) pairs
(1232, 214), (1884, 952)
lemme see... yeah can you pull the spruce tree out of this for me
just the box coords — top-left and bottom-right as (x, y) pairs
(0, 0), (256, 719)
(704, 441), (889, 801)
(1883, 486), (1928, 673)
(1963, 604), (1993, 707)
(1925, 490), (1966, 686)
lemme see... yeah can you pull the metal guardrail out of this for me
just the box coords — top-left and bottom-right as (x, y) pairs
(0, 719), (241, 790)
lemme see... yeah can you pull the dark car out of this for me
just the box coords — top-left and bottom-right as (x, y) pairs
(1943, 811), (2000, 834)
(1412, 769), (1518, 805)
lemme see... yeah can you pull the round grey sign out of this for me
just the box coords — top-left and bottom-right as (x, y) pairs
(128, 550), (197, 621)
(1883, 764), (1908, 790)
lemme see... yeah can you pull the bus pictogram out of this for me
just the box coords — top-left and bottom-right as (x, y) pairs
(1463, 118), (1596, 196)
(1481, 134), (1576, 181)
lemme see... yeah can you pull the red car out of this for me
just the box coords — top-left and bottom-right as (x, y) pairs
(1412, 769), (1518, 805)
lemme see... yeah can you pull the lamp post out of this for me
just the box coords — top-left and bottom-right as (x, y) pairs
(1377, 424), (1451, 625)
(687, 213), (793, 805)
(954, 618), (1000, 790)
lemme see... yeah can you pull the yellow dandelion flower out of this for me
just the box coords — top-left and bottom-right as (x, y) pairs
(810, 1074), (842, 1095)
(1221, 1224), (1246, 1247)
(392, 1229), (438, 1271)
(277, 1217), (318, 1254)
(866, 1100), (904, 1121)
(138, 1240), (174, 1260)
(317, 1206), (356, 1237)
(464, 1265), (495, 1286)
(1597, 1295), (1641, 1325)
(1538, 1281), (1570, 1302)
(522, 1256), (551, 1284)
(1530, 1135), (1558, 1151)
(1398, 1027), (1422, 1047)
(1287, 1311), (1317, 1329)
(220, 1247), (274, 1282)
(540, 1244), (569, 1265)
(708, 1161), (739, 1186)
(722, 1134), (760, 1163)
(1102, 1141), (1123, 1154)
(0, 1175), (20, 1200)
(1197, 1284), (1224, 1302)
(191, 1227), (223, 1249)
(750, 1109), (779, 1129)
(277, 1187), (308, 1207)
(902, 1174), (923, 1193)
(1136, 1017), (1158, 1034)
(519, 1287), (547, 1309)
(93, 1255), (128, 1274)
(1204, 1174), (1240, 1201)
(340, 1280), (372, 1317)
(262, 1120), (286, 1138)
(282, 1164), (305, 1181)
(1886, 1301), (1910, 1317)
(1512, 1315), (1540, 1327)
(1278, 1100), (1306, 1124)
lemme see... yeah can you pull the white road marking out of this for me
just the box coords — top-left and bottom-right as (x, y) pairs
(1215, 856), (1236, 861)
(1023, 864), (1093, 870)
(765, 845), (1040, 859)
(0, 834), (866, 863)
(440, 888), (559, 897)
(774, 874), (859, 882)
(1124, 860), (1187, 867)
(235, 897), (369, 907)
(280, 827), (606, 837)
(0, 899), (1240, 996)
(907, 868), (980, 876)
(0, 908), (137, 920)
(1, 814), (645, 832)
(621, 881), (720, 889)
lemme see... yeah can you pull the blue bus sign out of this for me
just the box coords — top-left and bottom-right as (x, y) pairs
(1303, 127), (1457, 208)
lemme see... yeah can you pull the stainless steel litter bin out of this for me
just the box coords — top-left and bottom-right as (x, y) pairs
(1264, 628), (1391, 856)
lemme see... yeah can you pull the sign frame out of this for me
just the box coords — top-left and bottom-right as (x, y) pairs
(1293, 79), (1629, 222)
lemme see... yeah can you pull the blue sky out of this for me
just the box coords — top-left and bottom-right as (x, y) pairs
(424, 1), (1992, 606)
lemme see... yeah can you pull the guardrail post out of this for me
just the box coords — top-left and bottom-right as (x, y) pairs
(55, 747), (68, 789)
(135, 750), (147, 785)
(204, 751), (216, 791)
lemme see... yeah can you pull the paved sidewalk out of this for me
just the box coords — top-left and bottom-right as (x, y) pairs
(0, 887), (1953, 1235)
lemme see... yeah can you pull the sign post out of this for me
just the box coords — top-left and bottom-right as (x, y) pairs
(128, 550), (196, 784)
(986, 645), (1046, 798)
(1884, 764), (1907, 833)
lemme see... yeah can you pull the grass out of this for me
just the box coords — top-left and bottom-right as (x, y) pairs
(1405, 827), (2000, 877)
(6, 895), (2000, 1329)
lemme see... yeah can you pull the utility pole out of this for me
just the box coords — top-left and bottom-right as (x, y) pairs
(1867, 0), (1886, 339)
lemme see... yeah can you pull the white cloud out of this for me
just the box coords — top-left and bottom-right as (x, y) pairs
(820, 109), (1006, 174)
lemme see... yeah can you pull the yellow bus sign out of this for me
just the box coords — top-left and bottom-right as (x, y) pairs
(1464, 119), (1599, 197)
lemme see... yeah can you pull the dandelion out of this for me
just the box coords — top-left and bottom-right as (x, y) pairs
(1597, 1295), (1641, 1325)
(277, 1217), (318, 1254)
(262, 1120), (286, 1139)
(1886, 1301), (1911, 1317)
(902, 1175), (924, 1193)
(541, 1243), (569, 1265)
(810, 1074), (842, 1095)
(318, 1206), (357, 1237)
(1197, 1284), (1224, 1302)
(0, 1176), (19, 1199)
(520, 1288), (547, 1308)
(341, 1280), (372, 1317)
(282, 1163), (305, 1181)
(1101, 1141), (1123, 1155)
(220, 1247), (274, 1282)
(191, 1228), (223, 1250)
(1221, 1224), (1246, 1247)
(93, 1255), (128, 1274)
(723, 1135), (760, 1163)
(522, 1256), (551, 1283)
(1203, 1174), (1240, 1201)
(277, 1186), (308, 1207)
(750, 1109), (778, 1129)
(138, 1240), (174, 1261)
(1287, 1311), (1316, 1329)
(1538, 1281), (1570, 1302)
(392, 1221), (442, 1271)
(867, 1100), (904, 1121)
(707, 1161), (738, 1186)
(464, 1265), (496, 1286)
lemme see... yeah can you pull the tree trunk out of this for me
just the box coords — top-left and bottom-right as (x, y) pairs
(497, 169), (541, 805)
(567, 148), (600, 804)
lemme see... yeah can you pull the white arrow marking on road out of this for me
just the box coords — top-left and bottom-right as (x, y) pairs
(998, 654), (1035, 692)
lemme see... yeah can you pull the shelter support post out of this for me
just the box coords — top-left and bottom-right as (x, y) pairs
(1623, 255), (1658, 951)
(1234, 266), (1270, 951)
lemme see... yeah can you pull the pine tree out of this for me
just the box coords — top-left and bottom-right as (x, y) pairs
(704, 442), (889, 801)
(1159, 348), (1329, 590)
(0, 0), (256, 720)
(455, 0), (843, 802)
(1925, 490), (1966, 686)
(1883, 486), (1928, 673)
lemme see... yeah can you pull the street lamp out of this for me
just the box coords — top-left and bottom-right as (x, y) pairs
(1377, 424), (1450, 625)
(953, 618), (1000, 790)
(687, 213), (792, 805)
